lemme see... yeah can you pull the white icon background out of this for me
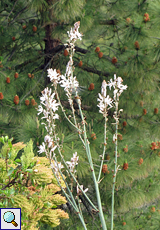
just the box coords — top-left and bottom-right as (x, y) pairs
(1, 208), (21, 230)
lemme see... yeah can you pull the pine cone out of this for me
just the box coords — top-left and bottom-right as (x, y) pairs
(123, 162), (128, 170)
(95, 47), (100, 53)
(154, 108), (158, 114)
(138, 158), (143, 165)
(88, 83), (94, 91)
(14, 95), (19, 105)
(25, 100), (30, 106)
(144, 13), (150, 22)
(143, 108), (147, 115)
(64, 49), (69, 56)
(31, 99), (36, 106)
(134, 41), (140, 50)
(117, 134), (123, 140)
(112, 57), (117, 64)
(0, 92), (4, 100)
(102, 164), (108, 173)
(126, 17), (131, 23)
(123, 145), (128, 152)
(123, 121), (127, 127)
(14, 72), (19, 79)
(78, 61), (83, 67)
(57, 69), (61, 75)
(6, 77), (10, 83)
(98, 52), (103, 58)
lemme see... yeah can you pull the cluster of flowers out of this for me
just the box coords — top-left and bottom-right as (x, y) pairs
(36, 22), (129, 229)
(66, 152), (79, 174)
(37, 22), (83, 179)
(97, 74), (127, 118)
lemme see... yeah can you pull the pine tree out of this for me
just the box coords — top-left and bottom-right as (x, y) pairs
(1, 0), (160, 229)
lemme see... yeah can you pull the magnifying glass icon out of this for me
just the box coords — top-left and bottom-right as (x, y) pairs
(3, 211), (18, 227)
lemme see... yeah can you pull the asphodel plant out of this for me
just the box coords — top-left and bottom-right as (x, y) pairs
(37, 22), (127, 230)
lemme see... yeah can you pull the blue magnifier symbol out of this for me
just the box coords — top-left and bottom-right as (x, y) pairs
(3, 211), (18, 227)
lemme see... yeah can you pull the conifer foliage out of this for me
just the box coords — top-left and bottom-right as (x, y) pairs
(1, 0), (160, 229)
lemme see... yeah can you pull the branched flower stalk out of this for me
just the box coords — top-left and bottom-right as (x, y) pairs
(37, 22), (127, 230)
(108, 75), (127, 230)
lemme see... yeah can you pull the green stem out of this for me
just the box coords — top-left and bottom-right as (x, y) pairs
(76, 98), (107, 230)
(111, 99), (118, 230)
(47, 109), (88, 230)
(53, 132), (99, 211)
(48, 156), (87, 230)
(98, 115), (107, 182)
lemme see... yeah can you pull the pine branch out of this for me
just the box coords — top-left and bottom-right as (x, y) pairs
(49, 45), (113, 77)
(5, 0), (19, 22)
(61, 100), (92, 111)
(6, 44), (18, 62)
(14, 57), (42, 70)
(10, 6), (28, 24)
(75, 62), (111, 77)
(99, 19), (118, 25)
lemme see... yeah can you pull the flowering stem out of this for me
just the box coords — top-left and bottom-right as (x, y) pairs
(48, 156), (87, 230)
(111, 98), (118, 230)
(55, 89), (82, 133)
(53, 131), (99, 212)
(76, 98), (107, 230)
(98, 114), (107, 182)
(44, 110), (82, 215)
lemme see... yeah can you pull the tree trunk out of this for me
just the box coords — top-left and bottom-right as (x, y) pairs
(44, 23), (60, 86)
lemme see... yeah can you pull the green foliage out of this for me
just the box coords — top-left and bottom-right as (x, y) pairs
(0, 136), (68, 230)
(20, 139), (34, 169)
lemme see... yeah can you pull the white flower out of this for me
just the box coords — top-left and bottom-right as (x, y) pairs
(37, 142), (46, 154)
(108, 78), (116, 90)
(104, 95), (113, 108)
(113, 89), (118, 100)
(44, 135), (54, 148)
(51, 145), (57, 152)
(47, 68), (60, 84)
(52, 114), (59, 120)
(97, 93), (113, 116)
(59, 75), (79, 93)
(77, 185), (88, 195)
(66, 152), (79, 173)
(50, 161), (64, 179)
(44, 134), (52, 143)
(72, 152), (79, 163)
(34, 169), (38, 172)
(39, 87), (59, 117)
(59, 74), (70, 91)
(108, 74), (127, 94)
(38, 108), (49, 120)
(40, 87), (52, 102)
(52, 161), (64, 171)
(113, 134), (117, 142)
(66, 57), (73, 77)
(37, 105), (44, 115)
(67, 21), (82, 42)
(116, 76), (127, 93)
(101, 80), (107, 97)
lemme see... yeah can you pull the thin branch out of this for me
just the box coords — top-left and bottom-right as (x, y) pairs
(150, 37), (160, 40)
(1, 173), (19, 190)
(99, 19), (118, 25)
(6, 0), (19, 22)
(76, 62), (111, 77)
(61, 100), (92, 111)
(10, 6), (28, 24)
